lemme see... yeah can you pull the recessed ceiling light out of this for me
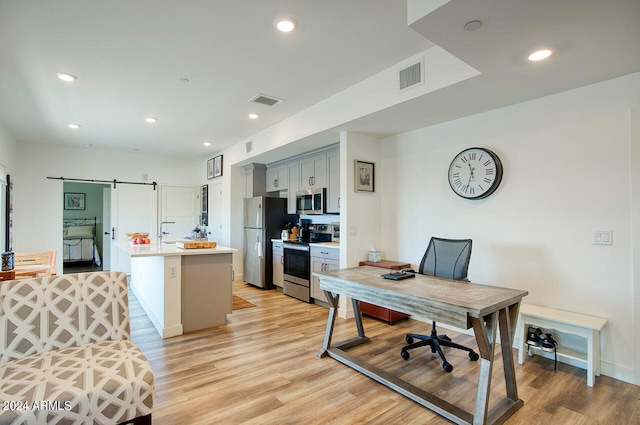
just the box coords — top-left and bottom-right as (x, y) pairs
(274, 17), (297, 32)
(57, 72), (77, 82)
(528, 49), (553, 61)
(68, 123), (81, 129)
(248, 113), (260, 119)
(203, 142), (211, 147)
(145, 117), (158, 123)
(84, 144), (93, 148)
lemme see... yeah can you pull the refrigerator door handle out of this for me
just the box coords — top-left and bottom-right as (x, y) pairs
(256, 202), (262, 228)
(256, 231), (263, 258)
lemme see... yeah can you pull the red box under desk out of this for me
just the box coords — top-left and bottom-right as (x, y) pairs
(358, 260), (411, 324)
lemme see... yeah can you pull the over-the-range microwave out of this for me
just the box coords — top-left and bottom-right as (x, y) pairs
(296, 188), (325, 215)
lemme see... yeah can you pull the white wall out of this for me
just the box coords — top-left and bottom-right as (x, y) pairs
(13, 142), (201, 272)
(0, 121), (16, 174)
(380, 73), (640, 383)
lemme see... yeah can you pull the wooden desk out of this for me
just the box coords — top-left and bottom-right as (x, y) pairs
(0, 270), (15, 281)
(358, 260), (411, 323)
(14, 264), (54, 278)
(315, 266), (528, 425)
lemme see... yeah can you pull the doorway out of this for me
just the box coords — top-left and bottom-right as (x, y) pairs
(62, 181), (110, 274)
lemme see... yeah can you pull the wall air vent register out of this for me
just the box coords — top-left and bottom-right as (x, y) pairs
(398, 58), (424, 92)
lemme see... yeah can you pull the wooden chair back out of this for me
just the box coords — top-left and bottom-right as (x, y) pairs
(14, 251), (57, 276)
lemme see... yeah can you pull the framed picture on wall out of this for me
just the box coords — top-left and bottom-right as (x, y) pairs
(354, 160), (375, 192)
(64, 192), (85, 210)
(213, 155), (223, 178)
(207, 158), (215, 179)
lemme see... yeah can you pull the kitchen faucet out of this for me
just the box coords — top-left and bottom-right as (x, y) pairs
(159, 221), (175, 241)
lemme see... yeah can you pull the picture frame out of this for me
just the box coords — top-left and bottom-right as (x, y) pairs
(213, 155), (223, 178)
(64, 192), (85, 210)
(207, 158), (215, 179)
(355, 160), (375, 193)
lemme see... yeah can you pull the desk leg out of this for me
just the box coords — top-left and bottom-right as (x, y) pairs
(471, 312), (498, 425)
(471, 306), (524, 425)
(317, 291), (340, 358)
(499, 303), (520, 401)
(352, 297), (365, 338)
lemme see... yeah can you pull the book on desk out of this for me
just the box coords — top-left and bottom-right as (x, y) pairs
(381, 269), (415, 281)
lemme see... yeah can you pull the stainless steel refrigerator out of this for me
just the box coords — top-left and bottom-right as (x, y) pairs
(243, 197), (296, 289)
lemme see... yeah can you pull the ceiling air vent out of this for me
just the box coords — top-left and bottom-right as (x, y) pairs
(398, 59), (424, 92)
(248, 93), (285, 106)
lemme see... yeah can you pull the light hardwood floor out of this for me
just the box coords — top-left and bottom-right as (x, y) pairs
(128, 280), (640, 425)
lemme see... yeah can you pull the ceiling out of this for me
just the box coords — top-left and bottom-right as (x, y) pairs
(0, 0), (638, 161)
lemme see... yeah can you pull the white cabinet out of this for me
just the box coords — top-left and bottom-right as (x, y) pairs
(326, 149), (340, 213)
(299, 153), (327, 190)
(272, 241), (284, 288)
(266, 165), (289, 192)
(310, 245), (340, 303)
(287, 161), (300, 214)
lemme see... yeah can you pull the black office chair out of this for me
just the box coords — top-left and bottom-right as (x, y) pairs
(400, 237), (480, 372)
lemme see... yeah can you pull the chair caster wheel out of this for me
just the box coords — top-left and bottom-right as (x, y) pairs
(441, 335), (452, 342)
(443, 362), (453, 373)
(401, 350), (410, 360)
(469, 351), (480, 361)
(405, 336), (414, 344)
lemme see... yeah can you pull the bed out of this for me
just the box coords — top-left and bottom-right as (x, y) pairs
(63, 217), (101, 266)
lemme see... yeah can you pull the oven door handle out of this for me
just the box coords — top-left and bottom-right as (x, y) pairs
(283, 244), (310, 252)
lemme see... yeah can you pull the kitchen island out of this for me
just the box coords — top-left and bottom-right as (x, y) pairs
(115, 240), (236, 338)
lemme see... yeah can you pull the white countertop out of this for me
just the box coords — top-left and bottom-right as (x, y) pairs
(115, 239), (236, 258)
(271, 239), (340, 249)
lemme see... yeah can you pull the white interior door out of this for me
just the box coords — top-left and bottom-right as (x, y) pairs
(110, 184), (158, 274)
(102, 187), (111, 270)
(159, 185), (199, 240)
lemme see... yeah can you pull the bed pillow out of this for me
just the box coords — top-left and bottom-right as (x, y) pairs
(66, 225), (93, 238)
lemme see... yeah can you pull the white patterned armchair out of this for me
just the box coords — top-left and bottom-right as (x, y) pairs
(0, 272), (154, 425)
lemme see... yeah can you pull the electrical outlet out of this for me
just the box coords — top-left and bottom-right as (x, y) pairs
(592, 230), (612, 246)
(169, 266), (177, 277)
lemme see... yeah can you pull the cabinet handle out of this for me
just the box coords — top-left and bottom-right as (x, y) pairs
(338, 197), (340, 208)
(281, 256), (284, 265)
(275, 178), (279, 188)
(309, 176), (312, 186)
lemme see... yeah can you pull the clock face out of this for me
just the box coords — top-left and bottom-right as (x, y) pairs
(448, 147), (503, 199)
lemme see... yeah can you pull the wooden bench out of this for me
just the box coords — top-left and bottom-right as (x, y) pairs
(517, 304), (608, 387)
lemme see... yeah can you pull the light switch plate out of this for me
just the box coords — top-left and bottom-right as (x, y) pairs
(593, 230), (612, 246)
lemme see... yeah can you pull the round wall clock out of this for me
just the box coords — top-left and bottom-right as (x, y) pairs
(448, 147), (503, 199)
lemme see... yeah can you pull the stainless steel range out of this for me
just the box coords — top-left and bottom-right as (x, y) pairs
(282, 224), (332, 303)
(282, 241), (311, 302)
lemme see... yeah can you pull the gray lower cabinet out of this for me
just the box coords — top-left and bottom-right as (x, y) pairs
(310, 245), (340, 303)
(272, 241), (284, 288)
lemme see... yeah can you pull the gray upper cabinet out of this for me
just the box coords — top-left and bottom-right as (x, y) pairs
(287, 161), (299, 214)
(299, 153), (327, 190)
(266, 164), (288, 192)
(266, 144), (339, 214)
(326, 149), (340, 213)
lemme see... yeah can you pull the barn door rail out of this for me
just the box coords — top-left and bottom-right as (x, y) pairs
(46, 176), (157, 190)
